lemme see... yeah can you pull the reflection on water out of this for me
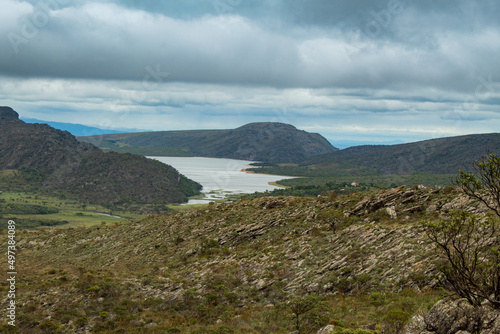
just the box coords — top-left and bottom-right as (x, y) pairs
(149, 156), (295, 204)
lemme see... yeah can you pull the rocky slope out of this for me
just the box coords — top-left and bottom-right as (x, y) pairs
(0, 106), (201, 209)
(79, 122), (338, 163)
(0, 187), (490, 333)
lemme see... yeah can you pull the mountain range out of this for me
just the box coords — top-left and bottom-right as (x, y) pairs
(80, 120), (500, 178)
(301, 132), (500, 175)
(79, 122), (338, 163)
(21, 117), (132, 137)
(0, 107), (201, 210)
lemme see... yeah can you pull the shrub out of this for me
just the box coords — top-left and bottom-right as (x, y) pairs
(456, 153), (500, 217)
(382, 308), (411, 334)
(39, 321), (59, 332)
(75, 317), (88, 328)
(425, 211), (500, 308)
(369, 292), (386, 306)
(288, 294), (331, 333)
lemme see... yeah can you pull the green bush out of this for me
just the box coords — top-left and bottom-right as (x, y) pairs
(382, 308), (411, 334)
(39, 321), (59, 332)
(75, 317), (89, 328)
(369, 292), (386, 306)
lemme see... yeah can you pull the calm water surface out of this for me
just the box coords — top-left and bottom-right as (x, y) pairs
(149, 156), (295, 204)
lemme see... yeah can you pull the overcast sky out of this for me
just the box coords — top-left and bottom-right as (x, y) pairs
(1, 0), (499, 144)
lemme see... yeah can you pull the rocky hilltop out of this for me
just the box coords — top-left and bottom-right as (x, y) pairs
(1, 186), (491, 333)
(79, 122), (338, 163)
(0, 107), (201, 209)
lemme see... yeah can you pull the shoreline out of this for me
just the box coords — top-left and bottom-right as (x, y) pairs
(268, 181), (289, 189)
(240, 168), (296, 179)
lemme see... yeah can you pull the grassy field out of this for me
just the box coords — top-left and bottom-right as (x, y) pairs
(0, 191), (143, 229)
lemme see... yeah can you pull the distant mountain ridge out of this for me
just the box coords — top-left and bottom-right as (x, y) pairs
(21, 117), (133, 137)
(0, 107), (201, 210)
(79, 122), (338, 163)
(330, 139), (406, 150)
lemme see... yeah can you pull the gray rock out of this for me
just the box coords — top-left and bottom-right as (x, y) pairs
(386, 206), (397, 219)
(316, 324), (335, 334)
(425, 298), (500, 334)
(425, 299), (475, 334)
(404, 314), (425, 334)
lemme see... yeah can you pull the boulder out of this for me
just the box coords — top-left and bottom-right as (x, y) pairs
(316, 324), (335, 334)
(425, 299), (476, 334)
(386, 206), (397, 219)
(425, 299), (500, 334)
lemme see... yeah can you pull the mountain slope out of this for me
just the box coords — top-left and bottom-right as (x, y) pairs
(304, 133), (500, 174)
(2, 187), (484, 332)
(79, 122), (338, 163)
(0, 106), (201, 209)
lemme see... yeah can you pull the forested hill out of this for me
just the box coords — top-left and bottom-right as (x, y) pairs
(303, 133), (500, 174)
(0, 107), (201, 209)
(79, 122), (338, 163)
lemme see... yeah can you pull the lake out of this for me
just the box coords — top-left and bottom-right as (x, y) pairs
(149, 156), (295, 204)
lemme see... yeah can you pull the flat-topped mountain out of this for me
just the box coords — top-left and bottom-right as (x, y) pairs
(0, 107), (201, 209)
(79, 122), (338, 163)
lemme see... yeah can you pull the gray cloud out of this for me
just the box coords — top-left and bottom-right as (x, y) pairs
(1, 0), (498, 92)
(1, 0), (500, 143)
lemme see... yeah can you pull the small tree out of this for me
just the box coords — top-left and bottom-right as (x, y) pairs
(456, 153), (500, 217)
(288, 294), (330, 333)
(425, 154), (500, 308)
(425, 211), (500, 308)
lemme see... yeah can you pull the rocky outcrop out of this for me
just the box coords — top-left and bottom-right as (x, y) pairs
(8, 188), (500, 333)
(349, 186), (428, 216)
(347, 187), (488, 220)
(0, 106), (19, 121)
(424, 299), (500, 334)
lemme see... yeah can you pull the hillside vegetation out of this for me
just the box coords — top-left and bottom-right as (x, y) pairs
(305, 133), (500, 174)
(0, 107), (201, 211)
(247, 133), (500, 189)
(79, 122), (338, 163)
(1, 186), (489, 333)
